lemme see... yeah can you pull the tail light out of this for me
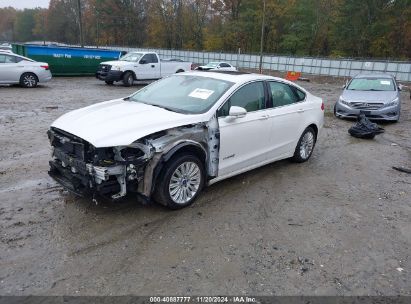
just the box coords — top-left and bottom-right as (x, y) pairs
(321, 102), (325, 111)
(41, 65), (49, 70)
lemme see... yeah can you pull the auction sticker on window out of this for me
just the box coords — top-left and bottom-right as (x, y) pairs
(189, 88), (214, 100)
(380, 80), (391, 85)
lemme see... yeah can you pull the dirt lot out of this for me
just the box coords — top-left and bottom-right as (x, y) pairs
(0, 76), (410, 296)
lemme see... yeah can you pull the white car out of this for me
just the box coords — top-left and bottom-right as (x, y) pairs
(48, 71), (324, 209)
(197, 62), (237, 71)
(0, 51), (52, 88)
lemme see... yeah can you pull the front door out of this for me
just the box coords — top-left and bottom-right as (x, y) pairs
(218, 81), (273, 177)
(138, 53), (160, 79)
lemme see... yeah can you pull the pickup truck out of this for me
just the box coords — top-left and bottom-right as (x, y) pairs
(96, 51), (193, 86)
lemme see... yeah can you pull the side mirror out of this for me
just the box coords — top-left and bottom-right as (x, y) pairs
(225, 106), (247, 122)
(342, 85), (346, 89)
(140, 59), (147, 64)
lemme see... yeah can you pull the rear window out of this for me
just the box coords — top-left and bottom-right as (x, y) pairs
(347, 78), (395, 91)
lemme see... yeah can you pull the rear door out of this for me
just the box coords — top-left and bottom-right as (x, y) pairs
(138, 53), (160, 79)
(265, 81), (309, 158)
(218, 81), (273, 176)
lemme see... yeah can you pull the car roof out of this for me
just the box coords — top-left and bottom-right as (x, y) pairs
(184, 70), (295, 86)
(355, 73), (394, 79)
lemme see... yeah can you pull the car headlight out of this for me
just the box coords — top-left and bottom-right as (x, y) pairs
(339, 96), (351, 107)
(384, 97), (399, 108)
(112, 66), (122, 71)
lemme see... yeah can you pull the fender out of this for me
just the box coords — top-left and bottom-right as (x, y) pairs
(149, 140), (207, 196)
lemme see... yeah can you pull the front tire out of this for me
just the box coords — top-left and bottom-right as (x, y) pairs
(20, 73), (38, 88)
(105, 80), (114, 85)
(153, 154), (205, 210)
(122, 71), (134, 87)
(292, 127), (317, 163)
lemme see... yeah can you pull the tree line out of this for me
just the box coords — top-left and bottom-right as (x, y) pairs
(0, 0), (410, 59)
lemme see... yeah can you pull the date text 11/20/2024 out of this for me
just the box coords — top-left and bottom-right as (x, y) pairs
(150, 297), (257, 303)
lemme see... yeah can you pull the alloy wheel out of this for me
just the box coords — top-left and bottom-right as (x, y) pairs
(300, 131), (315, 160)
(23, 75), (36, 87)
(168, 161), (201, 204)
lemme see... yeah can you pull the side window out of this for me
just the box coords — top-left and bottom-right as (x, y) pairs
(268, 81), (299, 107)
(218, 81), (265, 117)
(0, 55), (5, 63)
(220, 63), (230, 68)
(141, 54), (158, 64)
(140, 54), (149, 63)
(150, 54), (158, 63)
(15, 56), (24, 63)
(5, 55), (16, 63)
(294, 88), (306, 101)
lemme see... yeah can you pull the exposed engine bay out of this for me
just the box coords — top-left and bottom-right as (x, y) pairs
(47, 115), (220, 202)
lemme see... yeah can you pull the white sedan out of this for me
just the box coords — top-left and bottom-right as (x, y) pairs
(196, 61), (237, 71)
(48, 71), (324, 209)
(0, 51), (52, 87)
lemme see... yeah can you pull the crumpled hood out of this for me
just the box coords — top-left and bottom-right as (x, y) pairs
(51, 99), (206, 147)
(342, 90), (397, 104)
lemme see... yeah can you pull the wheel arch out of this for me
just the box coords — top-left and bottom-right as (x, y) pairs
(307, 123), (318, 139)
(150, 141), (208, 195)
(122, 70), (137, 80)
(20, 71), (39, 82)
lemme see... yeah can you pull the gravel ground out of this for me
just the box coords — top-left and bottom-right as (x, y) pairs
(0, 76), (410, 296)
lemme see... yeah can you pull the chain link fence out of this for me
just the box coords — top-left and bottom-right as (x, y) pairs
(103, 46), (411, 82)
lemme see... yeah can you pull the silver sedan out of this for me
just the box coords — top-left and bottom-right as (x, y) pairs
(334, 73), (401, 122)
(0, 51), (52, 88)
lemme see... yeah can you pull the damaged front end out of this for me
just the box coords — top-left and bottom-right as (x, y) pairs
(48, 128), (151, 200)
(47, 116), (219, 202)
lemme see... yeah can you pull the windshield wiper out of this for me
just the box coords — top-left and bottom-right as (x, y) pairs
(123, 96), (131, 101)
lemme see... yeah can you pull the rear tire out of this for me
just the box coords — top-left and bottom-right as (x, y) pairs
(105, 81), (114, 85)
(292, 127), (317, 163)
(122, 72), (134, 87)
(153, 153), (205, 210)
(176, 69), (184, 73)
(20, 73), (38, 88)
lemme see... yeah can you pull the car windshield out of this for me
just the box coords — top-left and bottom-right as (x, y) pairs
(129, 75), (234, 114)
(205, 62), (219, 67)
(119, 52), (143, 62)
(347, 78), (395, 91)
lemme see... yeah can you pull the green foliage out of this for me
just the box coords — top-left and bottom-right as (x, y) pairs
(0, 0), (409, 59)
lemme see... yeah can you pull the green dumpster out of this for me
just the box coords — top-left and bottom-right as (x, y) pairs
(12, 44), (123, 76)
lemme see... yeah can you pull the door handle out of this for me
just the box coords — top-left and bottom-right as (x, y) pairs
(259, 115), (269, 120)
(151, 65), (155, 68)
(297, 109), (305, 113)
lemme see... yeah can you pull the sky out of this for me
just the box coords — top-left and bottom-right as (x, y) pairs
(0, 0), (50, 9)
